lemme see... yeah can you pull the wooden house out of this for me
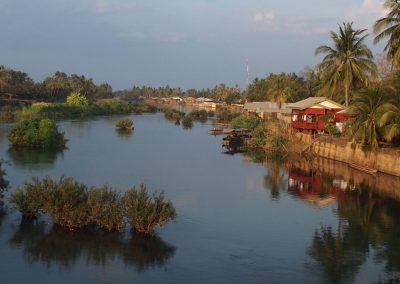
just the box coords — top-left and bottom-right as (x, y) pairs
(288, 97), (345, 133)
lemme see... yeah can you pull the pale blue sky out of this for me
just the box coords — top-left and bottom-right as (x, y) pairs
(0, 0), (387, 90)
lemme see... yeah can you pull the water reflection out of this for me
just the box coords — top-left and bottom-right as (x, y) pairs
(9, 220), (176, 271)
(7, 147), (65, 170)
(263, 154), (287, 200)
(116, 128), (133, 139)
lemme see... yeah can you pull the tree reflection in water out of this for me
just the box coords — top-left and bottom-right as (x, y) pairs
(308, 183), (400, 283)
(7, 147), (64, 170)
(9, 220), (176, 272)
(263, 153), (287, 200)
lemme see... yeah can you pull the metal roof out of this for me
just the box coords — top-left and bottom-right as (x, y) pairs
(287, 97), (344, 110)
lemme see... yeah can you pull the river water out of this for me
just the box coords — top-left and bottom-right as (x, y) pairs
(0, 112), (399, 284)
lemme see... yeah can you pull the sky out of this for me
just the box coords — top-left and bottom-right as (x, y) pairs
(0, 0), (389, 91)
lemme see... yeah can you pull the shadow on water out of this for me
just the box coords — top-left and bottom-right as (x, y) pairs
(116, 128), (134, 139)
(9, 220), (176, 272)
(6, 147), (65, 170)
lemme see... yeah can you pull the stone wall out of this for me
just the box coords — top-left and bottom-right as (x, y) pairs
(295, 133), (400, 177)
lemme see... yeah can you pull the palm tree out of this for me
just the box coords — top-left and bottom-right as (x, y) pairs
(379, 102), (400, 142)
(315, 22), (377, 107)
(266, 73), (293, 109)
(374, 0), (400, 68)
(349, 87), (386, 149)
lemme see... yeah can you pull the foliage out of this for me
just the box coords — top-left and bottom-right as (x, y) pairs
(379, 101), (400, 143)
(9, 177), (44, 219)
(17, 101), (156, 121)
(0, 160), (9, 205)
(230, 114), (260, 130)
(116, 118), (134, 130)
(249, 125), (266, 148)
(187, 109), (208, 122)
(87, 187), (124, 231)
(216, 110), (241, 122)
(0, 105), (16, 122)
(349, 87), (386, 149)
(161, 107), (183, 122)
(315, 22), (377, 107)
(181, 116), (194, 129)
(374, 0), (400, 68)
(123, 184), (177, 234)
(66, 92), (89, 106)
(268, 134), (289, 152)
(10, 176), (176, 234)
(7, 118), (66, 148)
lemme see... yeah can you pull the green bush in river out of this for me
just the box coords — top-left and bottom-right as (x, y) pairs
(87, 187), (124, 231)
(10, 176), (176, 234)
(7, 118), (66, 148)
(116, 118), (134, 130)
(66, 92), (89, 106)
(181, 116), (194, 129)
(123, 184), (177, 234)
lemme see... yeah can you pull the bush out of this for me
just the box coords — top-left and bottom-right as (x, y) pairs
(9, 177), (44, 219)
(10, 176), (176, 234)
(250, 125), (266, 148)
(161, 107), (183, 122)
(116, 118), (134, 130)
(7, 118), (67, 148)
(40, 176), (91, 230)
(181, 116), (194, 129)
(216, 110), (240, 122)
(66, 92), (89, 106)
(87, 187), (124, 231)
(123, 184), (177, 234)
(231, 114), (260, 130)
(268, 134), (289, 152)
(188, 109), (208, 122)
(0, 105), (16, 122)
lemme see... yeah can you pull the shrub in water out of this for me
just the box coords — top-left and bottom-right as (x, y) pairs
(123, 184), (177, 234)
(7, 118), (66, 148)
(116, 118), (134, 130)
(40, 176), (91, 230)
(216, 110), (240, 122)
(9, 177), (44, 219)
(181, 116), (194, 129)
(87, 186), (124, 231)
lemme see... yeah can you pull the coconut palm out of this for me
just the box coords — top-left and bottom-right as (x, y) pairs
(379, 102), (400, 142)
(315, 22), (377, 107)
(349, 87), (386, 149)
(374, 0), (400, 68)
(266, 73), (293, 109)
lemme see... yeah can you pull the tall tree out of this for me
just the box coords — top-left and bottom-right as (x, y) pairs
(374, 0), (400, 68)
(315, 22), (377, 107)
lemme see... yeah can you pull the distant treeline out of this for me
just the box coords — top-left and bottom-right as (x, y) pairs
(0, 65), (319, 105)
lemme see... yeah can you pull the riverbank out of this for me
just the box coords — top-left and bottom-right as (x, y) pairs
(294, 133), (400, 177)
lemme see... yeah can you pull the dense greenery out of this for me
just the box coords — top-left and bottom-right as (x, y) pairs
(0, 160), (9, 206)
(230, 114), (260, 130)
(66, 92), (89, 106)
(181, 116), (194, 129)
(10, 176), (176, 234)
(216, 110), (241, 122)
(17, 101), (156, 121)
(8, 118), (66, 148)
(161, 107), (184, 123)
(116, 118), (134, 131)
(123, 184), (177, 234)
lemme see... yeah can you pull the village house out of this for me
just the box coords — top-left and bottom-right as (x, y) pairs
(243, 101), (291, 122)
(288, 97), (346, 134)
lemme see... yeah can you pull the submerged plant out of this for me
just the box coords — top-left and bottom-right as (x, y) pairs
(123, 184), (177, 234)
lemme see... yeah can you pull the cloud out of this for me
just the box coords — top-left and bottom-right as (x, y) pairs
(346, 0), (388, 30)
(253, 11), (275, 24)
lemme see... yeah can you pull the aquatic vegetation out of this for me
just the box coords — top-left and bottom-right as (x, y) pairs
(116, 118), (134, 130)
(7, 118), (67, 149)
(10, 176), (176, 234)
(181, 116), (194, 129)
(123, 184), (177, 234)
(216, 110), (240, 122)
(187, 109), (208, 122)
(161, 107), (183, 123)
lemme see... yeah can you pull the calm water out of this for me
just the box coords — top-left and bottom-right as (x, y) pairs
(0, 113), (400, 284)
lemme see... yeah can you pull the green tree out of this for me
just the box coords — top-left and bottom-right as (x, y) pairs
(349, 87), (386, 149)
(374, 0), (400, 68)
(266, 73), (294, 109)
(66, 92), (89, 106)
(316, 22), (377, 107)
(379, 101), (400, 143)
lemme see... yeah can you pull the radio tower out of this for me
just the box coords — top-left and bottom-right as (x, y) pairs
(246, 59), (250, 90)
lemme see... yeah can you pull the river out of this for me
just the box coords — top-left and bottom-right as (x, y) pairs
(0, 112), (399, 283)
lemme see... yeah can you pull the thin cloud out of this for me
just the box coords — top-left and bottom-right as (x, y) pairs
(253, 11), (275, 24)
(346, 0), (388, 30)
